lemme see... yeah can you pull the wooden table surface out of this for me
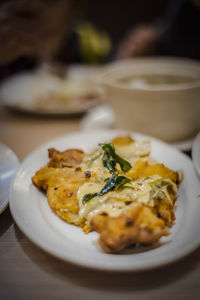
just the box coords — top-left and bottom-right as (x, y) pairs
(0, 105), (200, 300)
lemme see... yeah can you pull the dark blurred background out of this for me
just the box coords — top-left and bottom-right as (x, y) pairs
(83, 0), (170, 45)
(0, 0), (199, 79)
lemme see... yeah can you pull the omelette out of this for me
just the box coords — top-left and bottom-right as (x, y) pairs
(32, 136), (181, 253)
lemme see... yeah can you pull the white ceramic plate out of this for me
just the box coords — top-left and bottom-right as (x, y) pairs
(0, 143), (19, 214)
(192, 132), (200, 178)
(10, 130), (200, 271)
(0, 65), (101, 116)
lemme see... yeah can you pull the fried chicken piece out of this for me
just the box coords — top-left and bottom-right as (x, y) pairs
(32, 140), (180, 254)
(32, 166), (85, 191)
(32, 167), (61, 191)
(47, 182), (82, 225)
(127, 160), (180, 226)
(48, 148), (84, 168)
(128, 160), (179, 184)
(32, 165), (87, 224)
(153, 197), (176, 226)
(32, 147), (85, 190)
(91, 205), (169, 253)
(32, 147), (88, 226)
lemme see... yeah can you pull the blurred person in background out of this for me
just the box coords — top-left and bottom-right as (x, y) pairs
(0, 0), (85, 80)
(0, 0), (199, 81)
(0, 0), (113, 81)
(116, 0), (200, 60)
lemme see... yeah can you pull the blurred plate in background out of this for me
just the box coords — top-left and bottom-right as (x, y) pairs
(0, 64), (102, 116)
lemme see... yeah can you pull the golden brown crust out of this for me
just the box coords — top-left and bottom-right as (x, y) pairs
(153, 197), (176, 226)
(90, 205), (169, 253)
(47, 182), (81, 225)
(48, 148), (84, 168)
(32, 139), (180, 254)
(127, 160), (179, 183)
(32, 166), (85, 191)
(32, 165), (87, 225)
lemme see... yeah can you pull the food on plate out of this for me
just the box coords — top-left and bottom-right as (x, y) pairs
(33, 78), (100, 112)
(91, 205), (169, 253)
(0, 65), (101, 113)
(32, 136), (181, 253)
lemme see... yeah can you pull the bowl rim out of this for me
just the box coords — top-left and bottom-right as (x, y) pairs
(100, 57), (200, 91)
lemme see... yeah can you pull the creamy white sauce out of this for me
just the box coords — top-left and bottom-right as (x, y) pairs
(77, 142), (176, 225)
(114, 140), (151, 164)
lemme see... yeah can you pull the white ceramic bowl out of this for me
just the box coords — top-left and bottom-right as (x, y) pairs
(100, 57), (200, 142)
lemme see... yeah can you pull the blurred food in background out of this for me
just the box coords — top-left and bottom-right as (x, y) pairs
(0, 63), (103, 115)
(0, 0), (199, 138)
(1, 0), (199, 80)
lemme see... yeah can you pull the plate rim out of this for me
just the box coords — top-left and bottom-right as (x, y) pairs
(9, 130), (200, 271)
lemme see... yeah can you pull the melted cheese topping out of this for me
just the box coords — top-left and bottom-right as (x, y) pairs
(114, 140), (151, 164)
(81, 149), (110, 180)
(77, 141), (177, 226)
(77, 174), (177, 224)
